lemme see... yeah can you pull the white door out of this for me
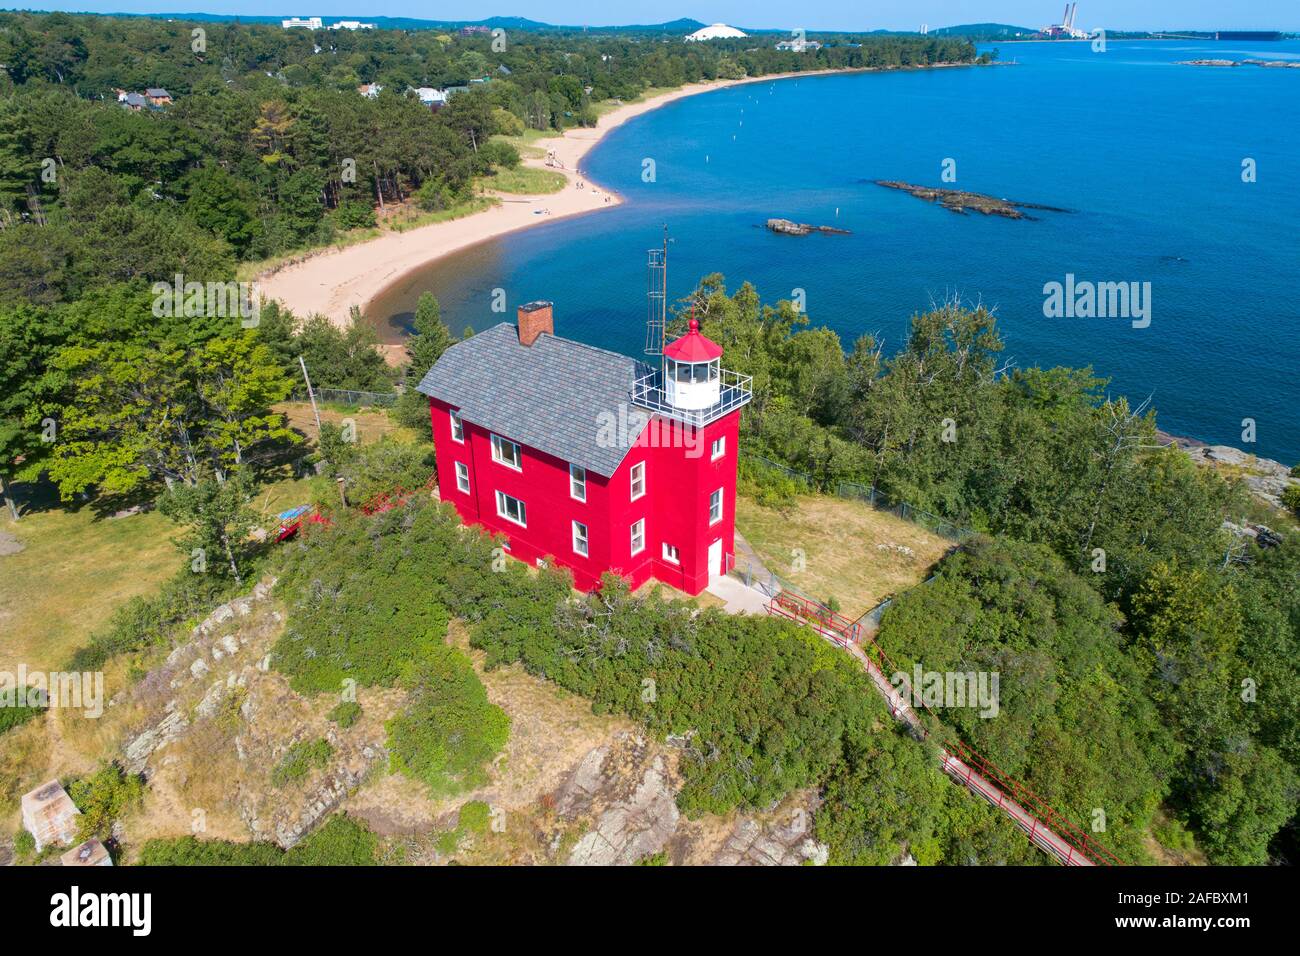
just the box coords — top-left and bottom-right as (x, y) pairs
(708, 539), (723, 578)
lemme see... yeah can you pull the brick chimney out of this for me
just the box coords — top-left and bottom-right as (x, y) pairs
(517, 301), (554, 346)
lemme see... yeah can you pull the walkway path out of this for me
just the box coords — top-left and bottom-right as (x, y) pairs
(709, 565), (1107, 866)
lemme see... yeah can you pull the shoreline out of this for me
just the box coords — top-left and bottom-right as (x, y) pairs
(256, 63), (978, 331)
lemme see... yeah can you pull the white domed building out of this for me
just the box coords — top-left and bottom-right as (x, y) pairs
(685, 23), (747, 42)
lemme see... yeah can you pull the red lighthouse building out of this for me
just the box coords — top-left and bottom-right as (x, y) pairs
(415, 296), (752, 596)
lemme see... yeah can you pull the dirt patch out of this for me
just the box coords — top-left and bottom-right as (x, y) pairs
(737, 493), (955, 614)
(0, 530), (23, 556)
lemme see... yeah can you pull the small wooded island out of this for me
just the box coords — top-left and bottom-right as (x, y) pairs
(873, 181), (1071, 220)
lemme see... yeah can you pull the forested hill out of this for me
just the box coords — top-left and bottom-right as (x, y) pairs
(98, 14), (712, 34)
(0, 10), (977, 307)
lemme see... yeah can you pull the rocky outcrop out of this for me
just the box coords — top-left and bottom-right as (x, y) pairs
(765, 218), (851, 236)
(874, 180), (1070, 220)
(566, 752), (680, 865)
(710, 814), (828, 866)
(1161, 434), (1299, 510)
(1181, 59), (1300, 69)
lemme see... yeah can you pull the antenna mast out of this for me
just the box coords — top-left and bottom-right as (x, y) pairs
(644, 226), (668, 356)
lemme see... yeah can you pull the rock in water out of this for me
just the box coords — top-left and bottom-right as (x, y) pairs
(765, 218), (850, 236)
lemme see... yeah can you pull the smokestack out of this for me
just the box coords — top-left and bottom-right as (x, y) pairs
(517, 301), (554, 347)
(1069, 3), (1078, 29)
(1062, 3), (1070, 26)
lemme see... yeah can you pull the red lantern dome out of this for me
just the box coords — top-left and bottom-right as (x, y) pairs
(663, 319), (723, 362)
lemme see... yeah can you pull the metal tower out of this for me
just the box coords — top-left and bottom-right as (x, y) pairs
(644, 228), (668, 356)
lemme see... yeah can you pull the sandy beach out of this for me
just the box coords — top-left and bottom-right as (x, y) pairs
(256, 70), (875, 328)
(258, 63), (981, 330)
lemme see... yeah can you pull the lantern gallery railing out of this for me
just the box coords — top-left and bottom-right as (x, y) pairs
(631, 367), (753, 428)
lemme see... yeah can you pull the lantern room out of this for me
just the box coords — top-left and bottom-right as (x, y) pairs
(662, 319), (724, 410)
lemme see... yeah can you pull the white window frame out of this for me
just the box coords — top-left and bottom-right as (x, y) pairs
(569, 463), (586, 502)
(572, 520), (589, 557)
(709, 488), (724, 525)
(495, 490), (527, 527)
(454, 461), (470, 494)
(630, 518), (645, 556)
(630, 461), (646, 501)
(449, 409), (464, 443)
(711, 435), (726, 461)
(491, 433), (522, 471)
(662, 542), (680, 565)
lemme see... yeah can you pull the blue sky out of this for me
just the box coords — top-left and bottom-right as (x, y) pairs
(18, 2), (1296, 32)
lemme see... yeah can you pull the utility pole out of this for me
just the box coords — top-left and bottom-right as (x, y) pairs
(298, 355), (323, 436)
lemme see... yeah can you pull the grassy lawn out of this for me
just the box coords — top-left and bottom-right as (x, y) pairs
(0, 501), (179, 673)
(481, 166), (567, 195)
(0, 406), (419, 674)
(275, 400), (420, 446)
(735, 492), (955, 617)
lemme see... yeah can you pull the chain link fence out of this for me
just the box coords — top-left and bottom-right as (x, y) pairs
(291, 387), (397, 408)
(740, 451), (975, 543)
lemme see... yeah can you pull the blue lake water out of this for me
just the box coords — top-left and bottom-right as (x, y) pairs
(374, 40), (1300, 463)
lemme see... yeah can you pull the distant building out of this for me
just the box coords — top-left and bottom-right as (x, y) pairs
(61, 839), (113, 867)
(282, 17), (324, 30)
(358, 83), (382, 98)
(460, 25), (491, 35)
(329, 20), (375, 30)
(775, 38), (822, 51)
(116, 89), (171, 111)
(685, 23), (747, 42)
(1038, 3), (1089, 39)
(21, 781), (80, 852)
(413, 87), (449, 110)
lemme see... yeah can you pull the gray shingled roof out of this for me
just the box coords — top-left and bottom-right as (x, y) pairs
(415, 323), (651, 477)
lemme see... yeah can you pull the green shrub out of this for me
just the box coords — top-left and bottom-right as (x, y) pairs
(1153, 814), (1197, 854)
(13, 829), (36, 861)
(386, 643), (509, 797)
(1281, 484), (1300, 519)
(270, 738), (333, 787)
(139, 815), (375, 866)
(331, 200), (377, 230)
(67, 765), (144, 841)
(284, 815), (377, 865)
(479, 139), (520, 169)
(327, 701), (362, 728)
(0, 687), (47, 734)
(458, 800), (492, 835)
